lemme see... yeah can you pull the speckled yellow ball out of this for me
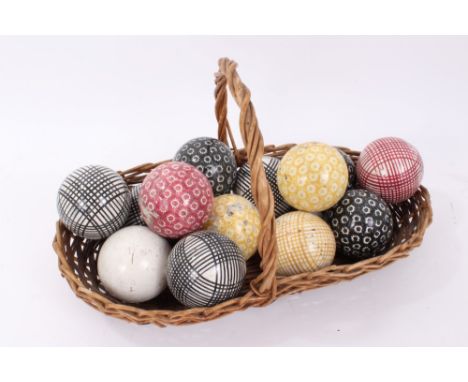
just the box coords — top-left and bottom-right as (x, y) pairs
(205, 194), (261, 260)
(277, 142), (349, 212)
(275, 211), (336, 276)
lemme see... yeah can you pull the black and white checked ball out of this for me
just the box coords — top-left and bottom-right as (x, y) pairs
(57, 165), (131, 240)
(324, 189), (394, 260)
(174, 137), (237, 196)
(124, 184), (146, 227)
(167, 231), (246, 307)
(233, 156), (292, 218)
(338, 150), (356, 189)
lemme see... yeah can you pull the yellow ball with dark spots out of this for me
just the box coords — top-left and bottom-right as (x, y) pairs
(205, 194), (261, 260)
(277, 142), (349, 212)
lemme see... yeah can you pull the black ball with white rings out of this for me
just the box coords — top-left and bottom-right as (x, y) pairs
(167, 231), (247, 308)
(174, 137), (237, 196)
(324, 189), (394, 260)
(123, 184), (146, 227)
(234, 155), (293, 218)
(57, 165), (131, 240)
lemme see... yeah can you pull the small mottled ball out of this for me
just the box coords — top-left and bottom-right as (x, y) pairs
(174, 137), (237, 196)
(97, 226), (171, 303)
(357, 137), (424, 203)
(324, 189), (394, 260)
(277, 142), (349, 212)
(205, 194), (261, 260)
(338, 149), (356, 189)
(167, 231), (246, 307)
(139, 161), (214, 239)
(57, 165), (131, 240)
(124, 184), (146, 227)
(233, 156), (293, 217)
(275, 211), (336, 276)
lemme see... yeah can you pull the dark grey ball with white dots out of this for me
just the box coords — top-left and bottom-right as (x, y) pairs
(174, 137), (237, 196)
(57, 165), (131, 240)
(123, 184), (146, 227)
(338, 149), (356, 189)
(234, 156), (293, 217)
(324, 189), (394, 260)
(167, 231), (246, 308)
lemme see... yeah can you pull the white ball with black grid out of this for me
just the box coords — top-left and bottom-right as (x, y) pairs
(124, 184), (146, 227)
(57, 165), (131, 240)
(98, 226), (171, 303)
(167, 231), (247, 307)
(233, 156), (293, 218)
(323, 189), (394, 260)
(174, 137), (237, 196)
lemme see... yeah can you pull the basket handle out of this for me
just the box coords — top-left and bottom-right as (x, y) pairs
(215, 58), (278, 300)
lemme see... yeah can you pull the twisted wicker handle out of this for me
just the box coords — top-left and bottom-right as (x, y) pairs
(215, 58), (278, 300)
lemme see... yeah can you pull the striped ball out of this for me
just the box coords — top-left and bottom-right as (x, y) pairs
(57, 165), (131, 240)
(275, 211), (336, 276)
(124, 184), (146, 227)
(233, 156), (292, 217)
(357, 137), (423, 204)
(167, 231), (246, 307)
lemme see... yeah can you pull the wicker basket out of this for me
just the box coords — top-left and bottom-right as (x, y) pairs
(52, 58), (433, 327)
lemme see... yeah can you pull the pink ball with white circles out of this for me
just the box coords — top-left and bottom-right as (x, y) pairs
(139, 161), (214, 238)
(357, 137), (424, 204)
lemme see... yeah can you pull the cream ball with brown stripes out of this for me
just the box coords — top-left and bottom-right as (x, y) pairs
(275, 211), (336, 276)
(277, 142), (349, 212)
(205, 194), (261, 260)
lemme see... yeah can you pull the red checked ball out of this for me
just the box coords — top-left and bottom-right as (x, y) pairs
(139, 161), (214, 238)
(357, 137), (423, 204)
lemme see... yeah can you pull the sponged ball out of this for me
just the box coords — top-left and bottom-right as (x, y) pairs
(338, 149), (356, 189)
(124, 184), (146, 227)
(167, 231), (246, 307)
(324, 189), (394, 260)
(356, 137), (424, 204)
(57, 165), (131, 240)
(97, 226), (171, 303)
(174, 137), (237, 196)
(139, 162), (213, 239)
(233, 155), (293, 217)
(275, 211), (336, 276)
(277, 142), (349, 212)
(205, 194), (261, 260)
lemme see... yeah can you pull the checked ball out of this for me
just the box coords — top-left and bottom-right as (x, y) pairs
(357, 137), (423, 204)
(139, 161), (213, 239)
(57, 165), (131, 240)
(167, 231), (247, 307)
(324, 189), (394, 260)
(174, 137), (237, 196)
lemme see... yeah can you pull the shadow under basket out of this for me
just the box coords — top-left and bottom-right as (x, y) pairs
(52, 58), (433, 327)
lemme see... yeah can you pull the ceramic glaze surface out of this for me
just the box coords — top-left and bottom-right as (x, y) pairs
(57, 165), (131, 240)
(277, 142), (348, 212)
(124, 184), (146, 227)
(205, 194), (261, 260)
(139, 162), (213, 239)
(174, 137), (237, 196)
(338, 149), (357, 189)
(356, 137), (424, 204)
(233, 155), (293, 217)
(167, 231), (246, 307)
(275, 211), (336, 276)
(97, 226), (171, 303)
(324, 189), (394, 260)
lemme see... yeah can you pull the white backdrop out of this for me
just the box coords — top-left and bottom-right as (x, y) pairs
(0, 36), (466, 346)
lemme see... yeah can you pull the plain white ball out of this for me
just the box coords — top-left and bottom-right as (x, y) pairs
(97, 226), (171, 303)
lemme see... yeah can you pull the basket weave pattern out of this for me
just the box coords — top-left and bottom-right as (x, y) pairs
(52, 58), (433, 327)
